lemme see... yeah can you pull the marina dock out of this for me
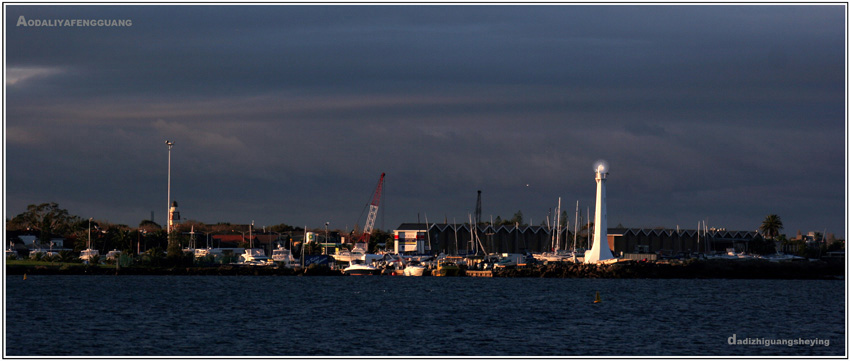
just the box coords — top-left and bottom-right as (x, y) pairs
(465, 270), (493, 277)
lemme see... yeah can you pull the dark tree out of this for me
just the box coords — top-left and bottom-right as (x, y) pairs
(12, 203), (80, 245)
(759, 214), (784, 239)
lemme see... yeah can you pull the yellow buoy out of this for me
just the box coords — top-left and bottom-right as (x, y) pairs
(593, 291), (601, 303)
(23, 274), (27, 280)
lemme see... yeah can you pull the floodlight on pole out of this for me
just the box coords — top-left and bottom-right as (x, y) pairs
(166, 140), (173, 242)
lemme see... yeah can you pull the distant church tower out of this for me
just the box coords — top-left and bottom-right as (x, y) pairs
(585, 161), (615, 264)
(168, 201), (180, 232)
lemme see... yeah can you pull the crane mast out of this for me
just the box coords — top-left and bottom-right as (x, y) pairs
(358, 173), (385, 243)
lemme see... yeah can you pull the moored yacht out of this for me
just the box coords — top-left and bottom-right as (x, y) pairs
(79, 248), (100, 262)
(397, 254), (427, 276)
(332, 242), (383, 264)
(105, 249), (122, 261)
(194, 248), (213, 258)
(433, 260), (460, 277)
(534, 249), (574, 263)
(403, 263), (427, 276)
(239, 248), (273, 266)
(343, 259), (379, 275)
(271, 245), (299, 267)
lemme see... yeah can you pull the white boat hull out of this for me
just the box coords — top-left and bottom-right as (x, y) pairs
(403, 266), (427, 276)
(343, 264), (379, 276)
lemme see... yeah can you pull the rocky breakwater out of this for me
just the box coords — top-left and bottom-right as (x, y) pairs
(493, 259), (843, 279)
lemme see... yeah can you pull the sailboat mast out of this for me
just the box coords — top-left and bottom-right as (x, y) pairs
(468, 214), (474, 255)
(546, 209), (553, 251)
(468, 214), (487, 255)
(302, 225), (307, 268)
(573, 200), (579, 252)
(424, 214), (431, 255)
(587, 207), (591, 250)
(697, 221), (700, 254)
(453, 218), (458, 256)
(556, 197), (562, 252)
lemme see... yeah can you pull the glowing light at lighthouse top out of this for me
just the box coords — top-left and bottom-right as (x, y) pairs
(594, 159), (609, 178)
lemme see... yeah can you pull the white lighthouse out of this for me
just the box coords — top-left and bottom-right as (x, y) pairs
(584, 160), (615, 264)
(168, 200), (180, 232)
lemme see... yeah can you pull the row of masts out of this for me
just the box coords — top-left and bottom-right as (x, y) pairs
(545, 198), (592, 253)
(444, 197), (596, 256)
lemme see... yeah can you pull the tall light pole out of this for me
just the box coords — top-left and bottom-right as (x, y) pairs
(88, 217), (93, 250)
(165, 140), (173, 242)
(325, 222), (330, 255)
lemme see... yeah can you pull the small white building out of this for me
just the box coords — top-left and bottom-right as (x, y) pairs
(393, 223), (429, 254)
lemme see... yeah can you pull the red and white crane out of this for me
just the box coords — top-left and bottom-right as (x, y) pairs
(356, 173), (385, 244)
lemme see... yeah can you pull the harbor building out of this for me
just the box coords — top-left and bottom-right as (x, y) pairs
(393, 224), (428, 253)
(395, 223), (564, 255)
(608, 228), (760, 255)
(393, 223), (761, 256)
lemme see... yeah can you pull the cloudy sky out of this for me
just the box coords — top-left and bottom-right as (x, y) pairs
(5, 5), (846, 237)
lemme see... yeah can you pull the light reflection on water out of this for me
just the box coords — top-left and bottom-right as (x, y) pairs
(4, 276), (844, 356)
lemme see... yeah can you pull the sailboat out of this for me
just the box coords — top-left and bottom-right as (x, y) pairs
(80, 219), (99, 263)
(536, 197), (572, 262)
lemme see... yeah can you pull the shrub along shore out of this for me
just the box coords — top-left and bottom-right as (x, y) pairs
(5, 259), (843, 279)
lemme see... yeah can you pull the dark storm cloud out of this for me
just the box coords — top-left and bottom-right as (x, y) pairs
(5, 5), (845, 237)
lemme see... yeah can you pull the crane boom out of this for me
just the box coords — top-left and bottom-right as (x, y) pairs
(358, 173), (385, 243)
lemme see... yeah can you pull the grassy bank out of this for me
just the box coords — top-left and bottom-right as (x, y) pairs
(5, 260), (337, 276)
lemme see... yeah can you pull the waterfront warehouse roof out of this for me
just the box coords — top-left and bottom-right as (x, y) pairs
(395, 223), (430, 231)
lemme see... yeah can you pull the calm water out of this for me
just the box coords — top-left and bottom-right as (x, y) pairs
(4, 276), (845, 356)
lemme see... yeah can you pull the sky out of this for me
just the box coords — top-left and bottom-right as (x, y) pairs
(4, 5), (846, 238)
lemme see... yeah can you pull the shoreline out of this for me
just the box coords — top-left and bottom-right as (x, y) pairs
(5, 259), (844, 279)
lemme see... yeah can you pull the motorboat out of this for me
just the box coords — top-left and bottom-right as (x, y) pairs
(534, 249), (573, 262)
(709, 248), (757, 260)
(239, 248), (273, 266)
(271, 245), (299, 267)
(79, 249), (100, 262)
(343, 259), (379, 275)
(396, 254), (427, 276)
(194, 248), (212, 258)
(332, 242), (367, 262)
(105, 249), (122, 261)
(331, 242), (383, 264)
(403, 264), (427, 276)
(28, 248), (46, 259)
(493, 253), (530, 269)
(434, 260), (460, 277)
